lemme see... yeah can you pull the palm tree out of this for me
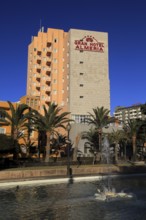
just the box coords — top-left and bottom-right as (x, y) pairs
(72, 133), (81, 162)
(21, 107), (36, 157)
(82, 128), (99, 164)
(32, 103), (71, 162)
(86, 106), (114, 152)
(141, 104), (146, 115)
(108, 130), (124, 163)
(0, 101), (29, 159)
(123, 119), (143, 162)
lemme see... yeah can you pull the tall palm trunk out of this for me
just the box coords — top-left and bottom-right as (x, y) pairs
(115, 142), (118, 163)
(45, 131), (51, 162)
(124, 142), (127, 161)
(73, 134), (80, 161)
(98, 129), (102, 152)
(132, 135), (137, 162)
(13, 127), (19, 160)
(38, 131), (41, 159)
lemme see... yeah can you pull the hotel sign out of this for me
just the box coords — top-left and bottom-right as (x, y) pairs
(74, 35), (104, 52)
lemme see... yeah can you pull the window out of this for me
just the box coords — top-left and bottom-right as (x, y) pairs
(30, 99), (33, 106)
(80, 96), (84, 98)
(61, 101), (64, 106)
(26, 98), (29, 105)
(53, 79), (57, 83)
(30, 131), (34, 137)
(0, 128), (5, 134)
(80, 61), (83, 64)
(34, 99), (38, 106)
(0, 113), (5, 119)
(34, 48), (37, 51)
(54, 38), (57, 43)
(84, 146), (87, 153)
(54, 58), (57, 63)
(80, 84), (84, 87)
(80, 72), (84, 75)
(71, 114), (91, 124)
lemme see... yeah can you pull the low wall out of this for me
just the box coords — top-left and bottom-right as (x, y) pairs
(0, 165), (146, 181)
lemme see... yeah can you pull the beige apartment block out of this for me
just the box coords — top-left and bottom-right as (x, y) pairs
(26, 28), (110, 122)
(68, 29), (110, 122)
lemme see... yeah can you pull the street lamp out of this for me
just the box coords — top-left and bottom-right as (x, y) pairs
(66, 122), (71, 177)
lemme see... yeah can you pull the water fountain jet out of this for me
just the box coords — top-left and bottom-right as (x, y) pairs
(94, 136), (135, 201)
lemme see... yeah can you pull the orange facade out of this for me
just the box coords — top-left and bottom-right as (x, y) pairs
(26, 28), (69, 115)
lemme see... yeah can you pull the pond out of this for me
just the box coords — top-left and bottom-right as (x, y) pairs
(1, 175), (146, 220)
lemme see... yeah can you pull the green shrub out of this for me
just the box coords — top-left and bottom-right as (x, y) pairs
(0, 134), (15, 153)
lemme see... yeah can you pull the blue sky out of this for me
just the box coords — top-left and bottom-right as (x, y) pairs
(0, 0), (146, 115)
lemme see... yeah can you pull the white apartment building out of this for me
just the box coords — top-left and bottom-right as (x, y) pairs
(114, 104), (144, 123)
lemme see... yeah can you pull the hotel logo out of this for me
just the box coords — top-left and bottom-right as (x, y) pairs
(74, 36), (104, 52)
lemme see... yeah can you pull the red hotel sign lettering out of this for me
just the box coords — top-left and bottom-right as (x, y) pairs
(74, 35), (104, 52)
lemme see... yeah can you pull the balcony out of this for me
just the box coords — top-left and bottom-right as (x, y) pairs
(45, 100), (51, 105)
(37, 68), (41, 73)
(37, 59), (41, 64)
(46, 60), (51, 66)
(46, 70), (51, 76)
(36, 74), (41, 81)
(47, 42), (51, 47)
(37, 51), (42, 55)
(46, 77), (51, 84)
(45, 87), (51, 94)
(46, 51), (51, 56)
(36, 82), (40, 90)
(45, 91), (51, 96)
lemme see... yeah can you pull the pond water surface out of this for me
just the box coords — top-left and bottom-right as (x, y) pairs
(0, 175), (146, 220)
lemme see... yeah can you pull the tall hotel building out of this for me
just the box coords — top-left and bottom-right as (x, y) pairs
(26, 28), (110, 123)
